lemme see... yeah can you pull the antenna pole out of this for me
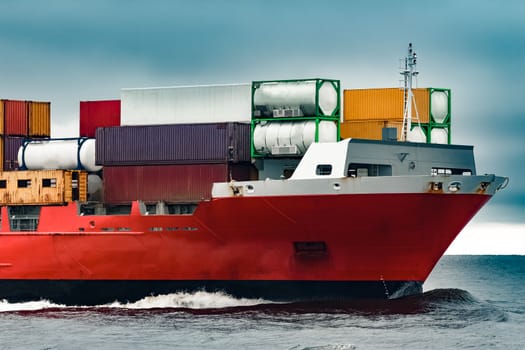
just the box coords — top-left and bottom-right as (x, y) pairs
(401, 43), (419, 141)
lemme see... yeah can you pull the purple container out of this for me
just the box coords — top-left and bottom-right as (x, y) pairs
(95, 122), (251, 166)
(3, 136), (26, 170)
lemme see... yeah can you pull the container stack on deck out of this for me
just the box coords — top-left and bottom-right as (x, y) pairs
(1, 99), (51, 171)
(340, 87), (451, 143)
(93, 84), (257, 208)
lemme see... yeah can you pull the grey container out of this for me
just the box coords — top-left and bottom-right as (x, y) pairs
(95, 122), (251, 166)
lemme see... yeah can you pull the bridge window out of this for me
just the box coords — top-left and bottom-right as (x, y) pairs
(431, 168), (472, 176)
(347, 163), (392, 177)
(316, 164), (333, 176)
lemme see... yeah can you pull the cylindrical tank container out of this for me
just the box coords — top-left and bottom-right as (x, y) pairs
(407, 126), (427, 143)
(430, 89), (450, 123)
(18, 138), (101, 172)
(253, 120), (337, 156)
(430, 127), (449, 144)
(253, 79), (339, 118)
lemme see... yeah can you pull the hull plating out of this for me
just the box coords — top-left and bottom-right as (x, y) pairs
(0, 192), (490, 305)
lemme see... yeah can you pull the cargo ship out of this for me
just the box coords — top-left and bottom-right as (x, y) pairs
(0, 45), (508, 305)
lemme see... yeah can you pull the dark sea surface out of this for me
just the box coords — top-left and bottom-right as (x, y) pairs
(0, 255), (523, 349)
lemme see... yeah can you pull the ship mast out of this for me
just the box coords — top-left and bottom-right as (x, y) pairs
(401, 43), (419, 141)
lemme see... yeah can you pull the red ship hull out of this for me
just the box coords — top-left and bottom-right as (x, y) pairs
(0, 192), (490, 305)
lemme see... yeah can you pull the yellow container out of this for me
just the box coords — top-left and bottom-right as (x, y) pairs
(340, 120), (404, 141)
(343, 88), (430, 123)
(0, 170), (87, 205)
(28, 101), (51, 137)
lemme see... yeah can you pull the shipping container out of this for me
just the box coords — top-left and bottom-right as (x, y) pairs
(0, 170), (87, 205)
(120, 84), (252, 126)
(4, 100), (28, 136)
(28, 101), (51, 137)
(103, 163), (257, 204)
(95, 122), (251, 166)
(0, 100), (4, 134)
(79, 100), (121, 137)
(340, 120), (404, 141)
(0, 136), (4, 172)
(252, 79), (340, 118)
(343, 88), (430, 123)
(3, 136), (25, 171)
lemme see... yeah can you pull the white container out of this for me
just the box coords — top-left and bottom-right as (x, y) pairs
(407, 126), (427, 143)
(430, 127), (449, 144)
(253, 120), (337, 155)
(18, 139), (102, 172)
(121, 83), (252, 125)
(430, 90), (449, 123)
(253, 80), (338, 117)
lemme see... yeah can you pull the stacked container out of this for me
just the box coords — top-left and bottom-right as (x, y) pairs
(251, 79), (340, 158)
(340, 88), (451, 144)
(0, 170), (87, 205)
(79, 100), (121, 137)
(0, 100), (51, 171)
(96, 122), (255, 204)
(120, 84), (252, 125)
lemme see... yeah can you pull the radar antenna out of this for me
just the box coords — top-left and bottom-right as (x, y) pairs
(401, 43), (421, 141)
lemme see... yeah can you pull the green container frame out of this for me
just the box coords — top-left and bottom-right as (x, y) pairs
(250, 116), (340, 158)
(251, 78), (341, 119)
(410, 88), (451, 144)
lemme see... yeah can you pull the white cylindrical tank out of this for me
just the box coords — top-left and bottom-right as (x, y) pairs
(18, 138), (102, 172)
(253, 120), (337, 155)
(431, 90), (449, 123)
(407, 126), (427, 143)
(253, 80), (338, 117)
(430, 127), (449, 144)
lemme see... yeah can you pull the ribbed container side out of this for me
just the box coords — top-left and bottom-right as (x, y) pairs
(120, 84), (251, 126)
(79, 100), (121, 138)
(343, 88), (430, 123)
(0, 101), (4, 135)
(103, 163), (254, 204)
(28, 101), (51, 137)
(95, 122), (251, 166)
(0, 136), (4, 172)
(340, 120), (403, 141)
(0, 170), (87, 205)
(4, 100), (28, 136)
(3, 136), (25, 171)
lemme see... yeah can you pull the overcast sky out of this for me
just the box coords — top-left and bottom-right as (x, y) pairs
(0, 0), (523, 253)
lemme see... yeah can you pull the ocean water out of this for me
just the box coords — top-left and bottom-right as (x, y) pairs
(0, 256), (523, 349)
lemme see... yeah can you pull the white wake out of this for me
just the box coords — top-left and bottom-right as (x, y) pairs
(0, 291), (271, 312)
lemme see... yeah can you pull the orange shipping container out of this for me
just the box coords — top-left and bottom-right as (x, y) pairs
(343, 88), (430, 123)
(28, 101), (51, 137)
(0, 170), (87, 205)
(340, 120), (404, 141)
